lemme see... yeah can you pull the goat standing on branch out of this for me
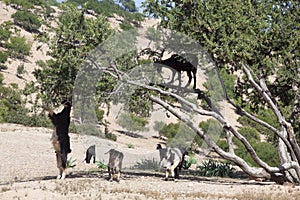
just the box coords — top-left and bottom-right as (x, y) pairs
(154, 50), (198, 89)
(46, 99), (72, 180)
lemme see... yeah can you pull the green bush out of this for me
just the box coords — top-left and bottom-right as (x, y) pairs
(159, 122), (196, 148)
(159, 122), (180, 139)
(0, 26), (11, 42)
(197, 160), (234, 178)
(0, 51), (8, 71)
(153, 121), (165, 132)
(0, 51), (8, 63)
(117, 112), (149, 132)
(131, 158), (160, 170)
(96, 161), (108, 170)
(194, 119), (225, 148)
(5, 36), (31, 59)
(234, 126), (279, 167)
(182, 156), (197, 170)
(12, 10), (41, 33)
(120, 22), (134, 30)
(66, 157), (77, 169)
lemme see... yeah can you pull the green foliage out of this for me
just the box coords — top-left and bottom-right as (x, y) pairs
(182, 156), (197, 170)
(238, 107), (280, 144)
(131, 158), (160, 170)
(153, 121), (165, 132)
(197, 160), (234, 178)
(159, 122), (180, 139)
(66, 157), (77, 169)
(104, 124), (117, 141)
(120, 22), (134, 30)
(32, 3), (113, 105)
(234, 126), (279, 167)
(195, 119), (225, 148)
(4, 0), (33, 9)
(96, 161), (108, 170)
(12, 10), (41, 33)
(95, 108), (105, 122)
(66, 0), (143, 22)
(0, 51), (8, 64)
(159, 122), (196, 148)
(0, 25), (11, 42)
(16, 63), (26, 77)
(5, 36), (31, 59)
(144, 0), (300, 127)
(117, 112), (149, 132)
(118, 0), (137, 12)
(127, 143), (134, 148)
(127, 88), (152, 118)
(219, 68), (236, 100)
(0, 51), (8, 70)
(0, 81), (51, 127)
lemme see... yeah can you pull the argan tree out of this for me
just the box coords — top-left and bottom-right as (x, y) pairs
(138, 0), (300, 183)
(31, 3), (113, 105)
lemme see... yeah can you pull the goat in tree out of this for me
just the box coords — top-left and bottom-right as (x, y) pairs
(154, 50), (197, 89)
(46, 99), (72, 180)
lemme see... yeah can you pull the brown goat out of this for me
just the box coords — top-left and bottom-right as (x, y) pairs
(106, 149), (124, 182)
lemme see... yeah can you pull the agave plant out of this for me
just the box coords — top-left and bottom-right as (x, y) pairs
(197, 160), (234, 178)
(66, 157), (77, 169)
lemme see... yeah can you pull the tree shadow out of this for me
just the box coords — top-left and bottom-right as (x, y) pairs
(0, 169), (274, 187)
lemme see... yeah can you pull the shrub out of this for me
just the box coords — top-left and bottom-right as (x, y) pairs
(66, 158), (77, 169)
(131, 158), (160, 170)
(159, 122), (196, 148)
(96, 161), (108, 170)
(234, 126), (279, 167)
(197, 160), (234, 178)
(16, 63), (26, 77)
(153, 121), (165, 132)
(104, 124), (117, 141)
(0, 26), (11, 42)
(0, 51), (8, 70)
(12, 10), (41, 33)
(182, 156), (197, 170)
(5, 36), (31, 59)
(120, 22), (134, 30)
(194, 119), (225, 148)
(0, 51), (8, 63)
(117, 112), (149, 132)
(159, 122), (180, 139)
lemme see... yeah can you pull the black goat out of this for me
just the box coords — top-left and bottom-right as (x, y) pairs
(47, 99), (72, 180)
(154, 54), (197, 89)
(84, 145), (96, 164)
(106, 149), (124, 182)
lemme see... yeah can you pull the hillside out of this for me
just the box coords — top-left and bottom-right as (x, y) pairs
(0, 0), (244, 160)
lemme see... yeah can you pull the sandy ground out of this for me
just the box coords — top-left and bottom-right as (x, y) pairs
(1, 123), (300, 200)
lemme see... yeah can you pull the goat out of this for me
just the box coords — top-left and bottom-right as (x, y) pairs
(84, 145), (96, 164)
(106, 149), (124, 182)
(156, 144), (187, 180)
(47, 99), (72, 180)
(154, 53), (197, 89)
